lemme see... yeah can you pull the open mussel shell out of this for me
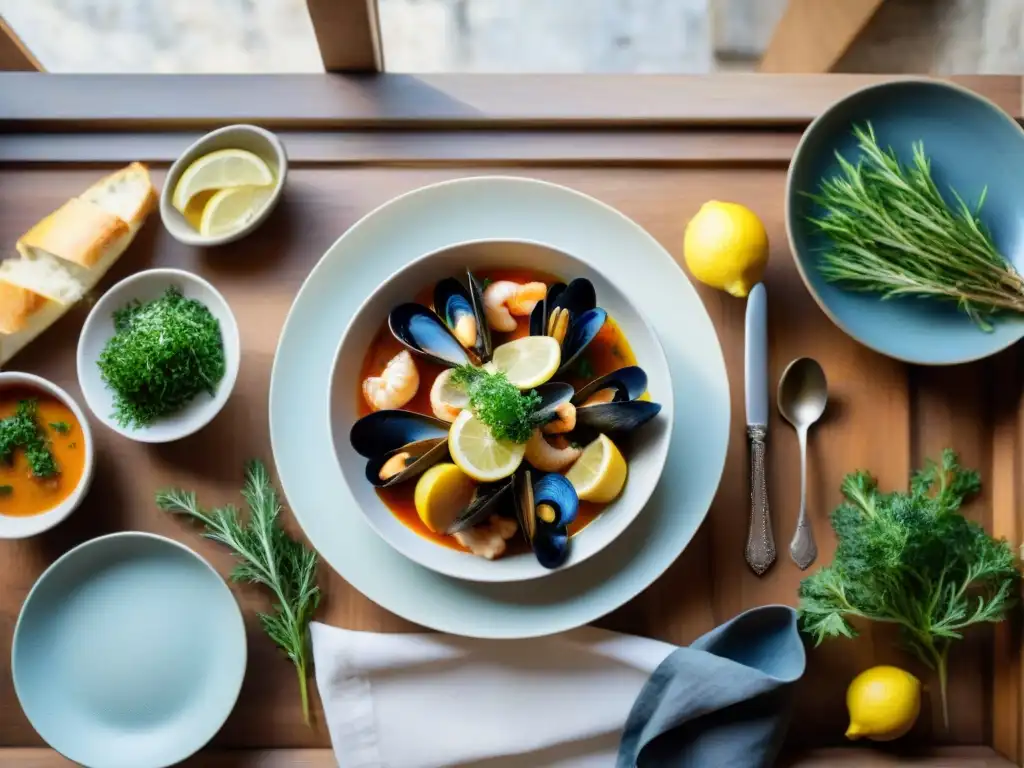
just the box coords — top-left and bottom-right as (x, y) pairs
(551, 277), (597, 317)
(514, 469), (579, 569)
(434, 271), (492, 363)
(446, 476), (514, 534)
(350, 409), (451, 457)
(365, 437), (449, 487)
(532, 382), (575, 425)
(574, 400), (662, 434)
(389, 303), (473, 368)
(530, 282), (567, 336)
(573, 366), (648, 406)
(558, 307), (607, 373)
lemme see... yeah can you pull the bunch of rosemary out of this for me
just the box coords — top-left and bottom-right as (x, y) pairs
(799, 450), (1019, 728)
(156, 461), (320, 724)
(806, 122), (1024, 330)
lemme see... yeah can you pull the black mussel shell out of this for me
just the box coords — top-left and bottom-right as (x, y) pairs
(434, 274), (492, 363)
(515, 470), (579, 569)
(574, 400), (662, 434)
(530, 282), (567, 337)
(350, 409), (450, 458)
(514, 468), (537, 543)
(534, 473), (579, 528)
(532, 382), (575, 425)
(365, 437), (449, 487)
(534, 530), (570, 570)
(446, 476), (514, 534)
(559, 307), (607, 373)
(573, 366), (648, 406)
(389, 303), (473, 368)
(466, 271), (493, 362)
(550, 277), (597, 317)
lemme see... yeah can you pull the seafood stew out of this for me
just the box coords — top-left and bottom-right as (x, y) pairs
(351, 268), (663, 569)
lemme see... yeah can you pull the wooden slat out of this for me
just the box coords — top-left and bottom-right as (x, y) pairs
(305, 0), (382, 72)
(0, 74), (1018, 128)
(760, 0), (886, 73)
(0, 17), (41, 72)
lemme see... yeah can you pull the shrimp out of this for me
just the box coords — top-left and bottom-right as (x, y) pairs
(525, 429), (582, 472)
(454, 515), (518, 560)
(362, 350), (419, 411)
(429, 369), (469, 422)
(582, 388), (617, 407)
(542, 402), (576, 434)
(483, 280), (547, 332)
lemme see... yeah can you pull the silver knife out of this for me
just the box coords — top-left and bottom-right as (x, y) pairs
(744, 283), (775, 575)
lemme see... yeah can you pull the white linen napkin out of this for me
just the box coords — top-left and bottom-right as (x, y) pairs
(310, 621), (677, 768)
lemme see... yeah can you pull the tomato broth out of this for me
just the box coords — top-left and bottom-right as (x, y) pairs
(357, 270), (639, 551)
(0, 387), (86, 518)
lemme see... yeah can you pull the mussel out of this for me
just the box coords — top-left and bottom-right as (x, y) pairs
(389, 270), (492, 368)
(532, 382), (576, 434)
(350, 410), (451, 487)
(446, 477), (515, 534)
(529, 278), (607, 374)
(514, 469), (579, 569)
(572, 366), (662, 434)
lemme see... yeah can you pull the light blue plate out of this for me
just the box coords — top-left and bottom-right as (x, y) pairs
(786, 79), (1024, 364)
(13, 533), (247, 768)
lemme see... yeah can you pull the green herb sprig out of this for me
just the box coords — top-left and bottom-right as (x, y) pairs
(156, 461), (320, 725)
(450, 365), (542, 443)
(0, 485), (13, 497)
(799, 450), (1019, 728)
(0, 399), (58, 478)
(99, 286), (226, 428)
(806, 123), (1024, 331)
(49, 421), (71, 435)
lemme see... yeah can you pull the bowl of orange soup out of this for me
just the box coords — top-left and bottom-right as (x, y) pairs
(0, 372), (94, 538)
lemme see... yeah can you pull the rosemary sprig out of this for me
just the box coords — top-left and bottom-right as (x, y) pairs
(156, 461), (320, 725)
(806, 122), (1024, 331)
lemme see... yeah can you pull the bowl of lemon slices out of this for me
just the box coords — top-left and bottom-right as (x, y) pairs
(160, 124), (287, 247)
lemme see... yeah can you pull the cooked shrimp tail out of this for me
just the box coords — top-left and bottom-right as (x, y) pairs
(362, 350), (420, 411)
(542, 402), (576, 434)
(525, 429), (582, 472)
(483, 280), (547, 332)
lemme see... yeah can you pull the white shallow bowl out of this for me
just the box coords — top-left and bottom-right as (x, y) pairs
(77, 268), (241, 443)
(0, 372), (95, 539)
(331, 240), (673, 583)
(159, 123), (288, 247)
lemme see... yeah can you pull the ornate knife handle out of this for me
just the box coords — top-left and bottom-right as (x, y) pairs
(745, 424), (776, 576)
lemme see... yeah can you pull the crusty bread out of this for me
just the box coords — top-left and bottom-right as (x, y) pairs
(0, 162), (156, 366)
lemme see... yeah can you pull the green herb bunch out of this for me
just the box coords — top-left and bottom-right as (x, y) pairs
(450, 365), (543, 443)
(807, 123), (1024, 331)
(99, 286), (226, 428)
(156, 461), (320, 725)
(799, 450), (1019, 727)
(0, 399), (58, 478)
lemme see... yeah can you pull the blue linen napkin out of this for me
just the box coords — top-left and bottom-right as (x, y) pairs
(618, 604), (805, 768)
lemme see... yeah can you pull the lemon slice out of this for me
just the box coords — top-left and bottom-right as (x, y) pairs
(171, 149), (274, 213)
(199, 185), (274, 237)
(448, 410), (525, 482)
(490, 336), (561, 389)
(182, 189), (216, 231)
(565, 434), (627, 503)
(414, 462), (476, 533)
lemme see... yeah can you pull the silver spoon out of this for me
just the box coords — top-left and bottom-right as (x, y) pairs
(777, 357), (828, 570)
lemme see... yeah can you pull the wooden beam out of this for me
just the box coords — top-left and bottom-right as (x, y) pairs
(759, 0), (886, 73)
(0, 16), (41, 72)
(305, 0), (383, 72)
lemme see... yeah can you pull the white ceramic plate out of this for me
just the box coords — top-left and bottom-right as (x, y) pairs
(270, 177), (730, 638)
(331, 240), (673, 582)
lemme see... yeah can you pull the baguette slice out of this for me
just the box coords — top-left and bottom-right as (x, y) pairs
(0, 163), (156, 366)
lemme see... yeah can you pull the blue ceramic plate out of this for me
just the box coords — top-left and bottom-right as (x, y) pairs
(12, 533), (246, 768)
(786, 79), (1024, 364)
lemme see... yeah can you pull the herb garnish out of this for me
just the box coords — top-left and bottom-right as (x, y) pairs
(451, 365), (542, 443)
(156, 461), (320, 725)
(799, 450), (1019, 728)
(0, 485), (13, 497)
(0, 399), (58, 478)
(807, 123), (1024, 331)
(49, 421), (71, 435)
(98, 286), (226, 428)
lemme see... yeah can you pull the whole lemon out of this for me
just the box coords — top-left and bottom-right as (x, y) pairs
(846, 666), (921, 741)
(683, 201), (769, 298)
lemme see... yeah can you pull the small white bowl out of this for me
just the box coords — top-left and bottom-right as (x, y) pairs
(159, 124), (287, 247)
(77, 268), (241, 443)
(0, 372), (95, 539)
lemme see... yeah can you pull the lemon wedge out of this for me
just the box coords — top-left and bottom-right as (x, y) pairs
(565, 434), (627, 502)
(448, 410), (525, 482)
(199, 185), (274, 237)
(172, 149), (273, 213)
(414, 463), (476, 533)
(490, 336), (561, 389)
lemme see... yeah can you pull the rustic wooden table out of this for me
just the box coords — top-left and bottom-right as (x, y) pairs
(0, 73), (1021, 767)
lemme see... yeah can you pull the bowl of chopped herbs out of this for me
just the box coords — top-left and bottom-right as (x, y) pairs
(77, 268), (240, 443)
(787, 79), (1024, 364)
